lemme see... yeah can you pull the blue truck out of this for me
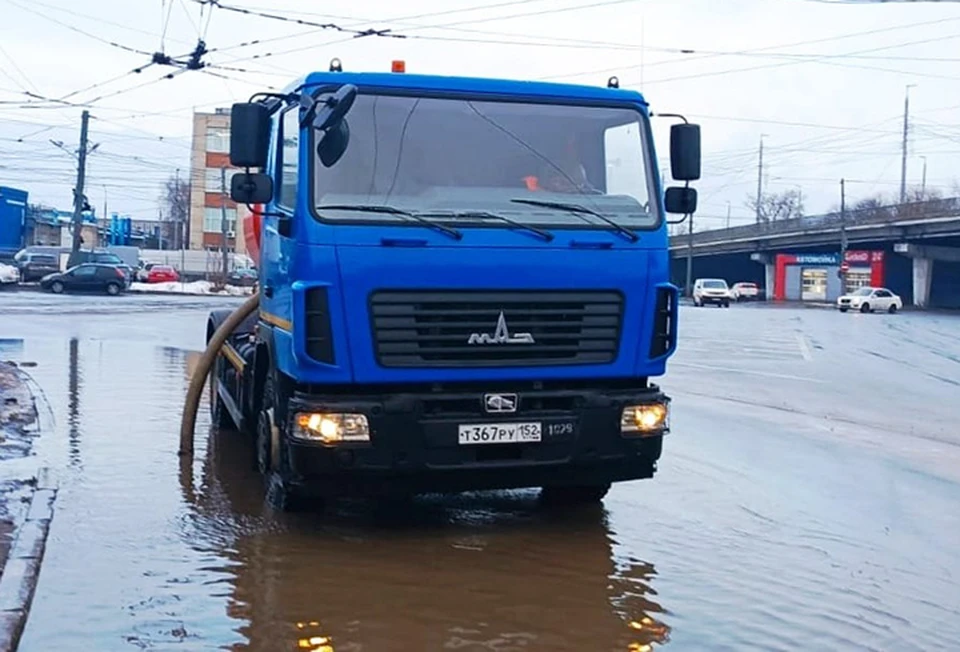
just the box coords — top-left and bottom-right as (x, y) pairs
(0, 186), (28, 264)
(208, 60), (700, 510)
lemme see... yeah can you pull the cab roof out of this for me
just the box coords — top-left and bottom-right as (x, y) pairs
(288, 71), (649, 108)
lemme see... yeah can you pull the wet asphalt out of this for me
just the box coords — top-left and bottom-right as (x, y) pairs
(0, 289), (958, 651)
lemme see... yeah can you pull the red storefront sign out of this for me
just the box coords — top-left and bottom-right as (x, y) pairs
(844, 250), (885, 287)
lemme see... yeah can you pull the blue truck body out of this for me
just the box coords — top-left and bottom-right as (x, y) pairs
(0, 186), (28, 262)
(209, 65), (699, 509)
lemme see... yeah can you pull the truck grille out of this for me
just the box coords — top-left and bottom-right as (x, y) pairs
(369, 290), (624, 368)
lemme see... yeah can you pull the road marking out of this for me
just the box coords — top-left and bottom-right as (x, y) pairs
(795, 333), (812, 362)
(670, 361), (826, 383)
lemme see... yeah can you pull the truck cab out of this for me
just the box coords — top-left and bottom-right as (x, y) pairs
(209, 61), (700, 510)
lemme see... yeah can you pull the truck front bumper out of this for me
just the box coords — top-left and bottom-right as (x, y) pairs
(282, 381), (669, 497)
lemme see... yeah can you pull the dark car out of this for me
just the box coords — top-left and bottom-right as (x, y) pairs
(40, 263), (129, 295)
(227, 267), (258, 287)
(15, 251), (60, 282)
(71, 250), (135, 279)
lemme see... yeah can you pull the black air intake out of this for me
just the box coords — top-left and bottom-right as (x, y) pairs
(649, 286), (677, 358)
(305, 287), (335, 364)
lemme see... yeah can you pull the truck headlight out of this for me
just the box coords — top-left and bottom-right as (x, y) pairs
(294, 412), (370, 444)
(620, 402), (669, 435)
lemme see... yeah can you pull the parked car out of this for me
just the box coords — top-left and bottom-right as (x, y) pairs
(731, 282), (761, 302)
(146, 265), (180, 283)
(14, 251), (60, 282)
(39, 263), (129, 296)
(837, 287), (902, 313)
(71, 250), (135, 279)
(0, 262), (19, 287)
(693, 278), (732, 307)
(227, 267), (258, 287)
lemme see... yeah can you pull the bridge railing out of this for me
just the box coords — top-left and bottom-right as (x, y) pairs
(672, 196), (960, 247)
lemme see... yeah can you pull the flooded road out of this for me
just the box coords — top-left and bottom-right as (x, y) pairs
(1, 291), (959, 650)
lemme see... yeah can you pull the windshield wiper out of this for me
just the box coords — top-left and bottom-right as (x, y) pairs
(421, 210), (554, 242)
(510, 198), (639, 242)
(317, 204), (462, 240)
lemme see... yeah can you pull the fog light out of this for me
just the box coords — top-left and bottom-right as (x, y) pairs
(295, 412), (370, 444)
(620, 402), (669, 435)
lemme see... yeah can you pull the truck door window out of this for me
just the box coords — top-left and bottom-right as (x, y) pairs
(604, 121), (650, 209)
(278, 107), (299, 209)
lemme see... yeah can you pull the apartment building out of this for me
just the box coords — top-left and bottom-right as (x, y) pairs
(188, 109), (248, 253)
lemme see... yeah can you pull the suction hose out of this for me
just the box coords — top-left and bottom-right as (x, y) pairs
(179, 291), (260, 457)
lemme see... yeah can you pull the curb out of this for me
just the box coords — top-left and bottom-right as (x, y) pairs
(0, 469), (57, 651)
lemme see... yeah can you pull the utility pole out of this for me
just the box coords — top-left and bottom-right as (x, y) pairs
(840, 178), (848, 258)
(685, 211), (694, 298)
(220, 167), (229, 284)
(899, 84), (915, 205)
(725, 202), (731, 229)
(69, 109), (90, 266)
(755, 134), (765, 224)
(920, 156), (927, 196)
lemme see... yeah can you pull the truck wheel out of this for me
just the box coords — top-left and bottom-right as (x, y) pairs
(256, 371), (307, 512)
(540, 483), (611, 506)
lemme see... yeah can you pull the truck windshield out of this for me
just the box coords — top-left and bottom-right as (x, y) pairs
(311, 93), (657, 231)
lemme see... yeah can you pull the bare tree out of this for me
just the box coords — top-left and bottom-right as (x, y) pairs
(745, 189), (804, 223)
(162, 174), (190, 249)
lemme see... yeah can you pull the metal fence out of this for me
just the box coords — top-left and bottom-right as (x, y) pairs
(672, 196), (960, 247)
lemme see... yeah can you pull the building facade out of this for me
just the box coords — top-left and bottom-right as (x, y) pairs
(189, 109), (248, 254)
(772, 250), (887, 302)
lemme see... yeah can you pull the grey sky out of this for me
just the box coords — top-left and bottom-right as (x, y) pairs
(1, 0), (958, 228)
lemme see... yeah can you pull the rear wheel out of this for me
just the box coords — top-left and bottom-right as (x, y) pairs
(106, 282), (120, 296)
(888, 304), (898, 314)
(540, 483), (611, 506)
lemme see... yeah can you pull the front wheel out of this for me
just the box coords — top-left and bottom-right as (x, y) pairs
(50, 281), (64, 294)
(540, 483), (611, 506)
(256, 370), (307, 512)
(839, 307), (849, 313)
(860, 303), (871, 313)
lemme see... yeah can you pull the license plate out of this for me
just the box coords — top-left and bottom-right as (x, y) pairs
(458, 422), (541, 445)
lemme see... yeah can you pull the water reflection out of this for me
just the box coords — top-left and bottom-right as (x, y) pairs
(180, 430), (671, 651)
(67, 337), (81, 469)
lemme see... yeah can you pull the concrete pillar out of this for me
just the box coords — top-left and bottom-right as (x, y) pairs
(764, 263), (775, 300)
(912, 257), (933, 308)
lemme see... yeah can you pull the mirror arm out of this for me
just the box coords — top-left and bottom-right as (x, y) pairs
(651, 111), (690, 124)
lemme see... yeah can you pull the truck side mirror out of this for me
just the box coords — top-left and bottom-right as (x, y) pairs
(665, 186), (697, 214)
(230, 103), (271, 169)
(670, 123), (701, 181)
(231, 172), (274, 204)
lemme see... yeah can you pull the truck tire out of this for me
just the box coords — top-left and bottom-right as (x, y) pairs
(540, 483), (611, 506)
(256, 369), (307, 512)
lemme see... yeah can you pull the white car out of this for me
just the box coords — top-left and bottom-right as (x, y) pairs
(0, 262), (20, 286)
(731, 282), (760, 302)
(837, 287), (902, 313)
(693, 278), (732, 308)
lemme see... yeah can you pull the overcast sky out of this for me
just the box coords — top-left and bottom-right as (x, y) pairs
(1, 0), (958, 229)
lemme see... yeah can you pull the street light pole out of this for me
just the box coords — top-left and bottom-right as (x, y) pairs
(920, 155), (927, 196)
(840, 178), (848, 258)
(69, 110), (90, 265)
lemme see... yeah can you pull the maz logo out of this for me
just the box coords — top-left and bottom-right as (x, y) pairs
(484, 393), (518, 413)
(467, 312), (535, 345)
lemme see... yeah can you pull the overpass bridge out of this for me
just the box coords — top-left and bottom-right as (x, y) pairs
(669, 198), (960, 309)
